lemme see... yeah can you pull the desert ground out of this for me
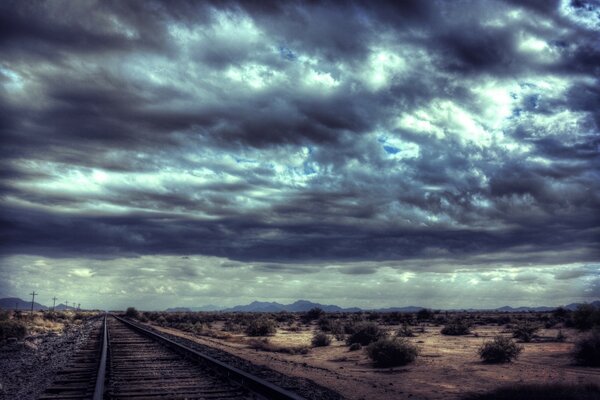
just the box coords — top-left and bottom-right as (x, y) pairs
(138, 310), (599, 400)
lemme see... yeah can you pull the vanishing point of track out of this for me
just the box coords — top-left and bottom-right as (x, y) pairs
(39, 315), (305, 400)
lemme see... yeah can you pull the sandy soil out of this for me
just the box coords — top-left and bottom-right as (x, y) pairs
(150, 322), (600, 400)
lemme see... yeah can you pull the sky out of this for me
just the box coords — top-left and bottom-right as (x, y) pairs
(0, 0), (599, 311)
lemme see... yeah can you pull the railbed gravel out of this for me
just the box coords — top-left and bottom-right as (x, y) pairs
(0, 316), (101, 400)
(128, 318), (344, 400)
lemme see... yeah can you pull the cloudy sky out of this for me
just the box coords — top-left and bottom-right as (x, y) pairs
(1, 0), (599, 310)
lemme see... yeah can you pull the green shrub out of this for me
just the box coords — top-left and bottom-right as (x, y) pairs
(125, 307), (139, 319)
(478, 336), (522, 363)
(0, 320), (28, 341)
(573, 304), (600, 331)
(416, 308), (434, 321)
(572, 328), (600, 367)
(312, 332), (332, 347)
(461, 383), (600, 400)
(345, 322), (387, 346)
(245, 317), (277, 336)
(0, 311), (10, 321)
(366, 338), (418, 367)
(441, 319), (471, 336)
(511, 322), (539, 342)
(397, 323), (415, 337)
(303, 307), (324, 322)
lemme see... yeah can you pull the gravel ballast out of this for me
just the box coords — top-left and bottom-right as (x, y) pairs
(0, 317), (101, 400)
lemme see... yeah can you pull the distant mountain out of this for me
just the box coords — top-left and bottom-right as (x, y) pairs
(54, 303), (77, 311)
(165, 305), (221, 312)
(222, 299), (361, 313)
(372, 306), (425, 313)
(0, 297), (83, 311)
(496, 305), (555, 312)
(0, 297), (47, 310)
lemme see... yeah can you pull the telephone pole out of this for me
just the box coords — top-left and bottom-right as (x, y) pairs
(65, 301), (69, 310)
(29, 291), (38, 312)
(77, 303), (81, 311)
(52, 297), (57, 311)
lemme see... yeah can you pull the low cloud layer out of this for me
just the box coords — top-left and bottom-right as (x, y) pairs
(1, 0), (598, 308)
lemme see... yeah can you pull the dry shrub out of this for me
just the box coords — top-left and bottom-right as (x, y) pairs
(245, 317), (277, 336)
(441, 319), (471, 336)
(0, 320), (28, 341)
(345, 322), (387, 346)
(366, 338), (418, 367)
(478, 336), (522, 363)
(573, 328), (600, 367)
(312, 332), (332, 347)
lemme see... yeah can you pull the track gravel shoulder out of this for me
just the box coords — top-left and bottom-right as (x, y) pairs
(0, 317), (101, 400)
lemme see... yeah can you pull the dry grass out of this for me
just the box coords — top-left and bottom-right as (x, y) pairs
(247, 337), (310, 355)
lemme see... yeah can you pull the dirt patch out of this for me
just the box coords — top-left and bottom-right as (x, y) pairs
(149, 323), (600, 400)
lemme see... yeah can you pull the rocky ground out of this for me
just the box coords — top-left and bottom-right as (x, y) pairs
(0, 317), (101, 400)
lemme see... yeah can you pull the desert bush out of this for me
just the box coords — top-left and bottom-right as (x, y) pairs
(478, 336), (522, 363)
(303, 307), (324, 322)
(573, 303), (600, 331)
(416, 308), (434, 321)
(572, 327), (600, 367)
(345, 322), (387, 346)
(245, 317), (277, 336)
(366, 338), (418, 367)
(441, 319), (471, 336)
(552, 307), (569, 319)
(317, 317), (333, 332)
(125, 307), (139, 319)
(312, 332), (332, 347)
(0, 310), (10, 321)
(0, 320), (28, 341)
(511, 322), (540, 342)
(397, 322), (415, 337)
(348, 342), (362, 351)
(461, 383), (600, 400)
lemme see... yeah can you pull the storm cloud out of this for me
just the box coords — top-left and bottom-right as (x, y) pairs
(0, 0), (598, 308)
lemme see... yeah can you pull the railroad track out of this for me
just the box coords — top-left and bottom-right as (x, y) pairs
(39, 315), (305, 400)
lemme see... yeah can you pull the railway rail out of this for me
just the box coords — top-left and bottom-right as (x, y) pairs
(38, 314), (305, 400)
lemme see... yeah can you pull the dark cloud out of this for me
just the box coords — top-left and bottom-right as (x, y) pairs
(0, 0), (599, 306)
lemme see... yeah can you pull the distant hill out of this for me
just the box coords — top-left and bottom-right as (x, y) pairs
(54, 303), (77, 311)
(222, 299), (361, 313)
(165, 305), (221, 312)
(0, 297), (47, 310)
(372, 306), (425, 313)
(0, 297), (81, 311)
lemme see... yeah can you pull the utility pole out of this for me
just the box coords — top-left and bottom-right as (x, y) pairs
(30, 291), (38, 312)
(65, 301), (69, 310)
(77, 303), (81, 311)
(52, 297), (57, 311)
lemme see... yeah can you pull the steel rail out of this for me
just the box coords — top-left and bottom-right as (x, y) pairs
(112, 315), (306, 400)
(92, 313), (107, 400)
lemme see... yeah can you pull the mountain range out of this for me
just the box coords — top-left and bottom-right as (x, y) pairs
(163, 299), (600, 313)
(2, 296), (598, 313)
